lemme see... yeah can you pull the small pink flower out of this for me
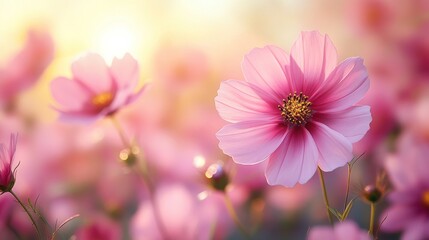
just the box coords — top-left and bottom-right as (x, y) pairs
(0, 28), (54, 104)
(308, 221), (371, 240)
(131, 182), (229, 240)
(0, 134), (18, 193)
(51, 53), (146, 121)
(215, 31), (371, 187)
(381, 133), (429, 240)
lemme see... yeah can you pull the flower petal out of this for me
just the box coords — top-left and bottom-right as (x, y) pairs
(315, 106), (371, 143)
(381, 205), (418, 231)
(0, 144), (13, 187)
(9, 134), (17, 164)
(309, 121), (353, 171)
(50, 77), (91, 110)
(216, 121), (286, 165)
(108, 84), (149, 113)
(401, 218), (428, 240)
(56, 111), (100, 123)
(71, 53), (113, 93)
(242, 45), (292, 99)
(308, 227), (335, 240)
(265, 127), (318, 187)
(334, 221), (370, 240)
(313, 57), (369, 112)
(384, 154), (417, 189)
(388, 189), (420, 204)
(124, 84), (148, 106)
(215, 79), (278, 123)
(290, 31), (338, 95)
(110, 53), (139, 90)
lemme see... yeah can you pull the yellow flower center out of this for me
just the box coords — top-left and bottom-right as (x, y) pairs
(278, 92), (312, 126)
(422, 191), (429, 208)
(92, 92), (113, 108)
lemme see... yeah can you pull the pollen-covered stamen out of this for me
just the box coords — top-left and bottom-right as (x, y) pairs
(278, 92), (312, 126)
(92, 92), (113, 108)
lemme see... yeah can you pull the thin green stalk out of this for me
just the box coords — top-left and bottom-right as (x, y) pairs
(10, 191), (41, 239)
(317, 167), (333, 225)
(369, 203), (375, 236)
(224, 194), (252, 239)
(110, 115), (170, 240)
(344, 164), (352, 211)
(51, 214), (80, 240)
(110, 116), (131, 148)
(208, 221), (217, 240)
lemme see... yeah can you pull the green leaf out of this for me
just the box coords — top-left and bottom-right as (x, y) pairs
(342, 198), (355, 221)
(328, 199), (356, 223)
(328, 207), (342, 221)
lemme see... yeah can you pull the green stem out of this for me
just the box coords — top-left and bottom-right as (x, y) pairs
(110, 116), (131, 148)
(110, 116), (170, 240)
(208, 221), (217, 240)
(51, 214), (80, 240)
(317, 167), (333, 225)
(10, 191), (41, 239)
(344, 164), (352, 210)
(369, 203), (375, 236)
(224, 194), (252, 239)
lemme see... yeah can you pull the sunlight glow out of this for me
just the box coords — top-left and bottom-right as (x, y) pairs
(197, 191), (209, 201)
(93, 21), (140, 62)
(193, 155), (206, 169)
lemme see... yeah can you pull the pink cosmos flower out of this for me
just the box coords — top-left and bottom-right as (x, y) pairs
(0, 28), (54, 104)
(215, 31), (371, 187)
(0, 134), (18, 193)
(381, 133), (429, 240)
(308, 221), (371, 240)
(51, 53), (146, 121)
(131, 182), (229, 240)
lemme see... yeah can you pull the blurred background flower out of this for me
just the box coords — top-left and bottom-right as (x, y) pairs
(0, 0), (428, 239)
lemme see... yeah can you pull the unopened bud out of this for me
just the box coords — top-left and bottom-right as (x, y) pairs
(205, 163), (229, 192)
(0, 175), (15, 193)
(362, 185), (383, 203)
(118, 146), (140, 166)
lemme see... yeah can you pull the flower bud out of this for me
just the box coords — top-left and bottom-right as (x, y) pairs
(362, 184), (383, 203)
(205, 163), (230, 192)
(0, 134), (18, 194)
(118, 146), (140, 166)
(0, 174), (15, 193)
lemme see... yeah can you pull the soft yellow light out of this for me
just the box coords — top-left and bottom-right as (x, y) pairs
(93, 21), (139, 62)
(193, 155), (206, 169)
(197, 191), (208, 201)
(119, 149), (130, 161)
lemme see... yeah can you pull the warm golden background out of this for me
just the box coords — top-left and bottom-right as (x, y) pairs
(1, 0), (428, 239)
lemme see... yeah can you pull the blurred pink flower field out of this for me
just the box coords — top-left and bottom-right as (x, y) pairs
(1, 1), (429, 239)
